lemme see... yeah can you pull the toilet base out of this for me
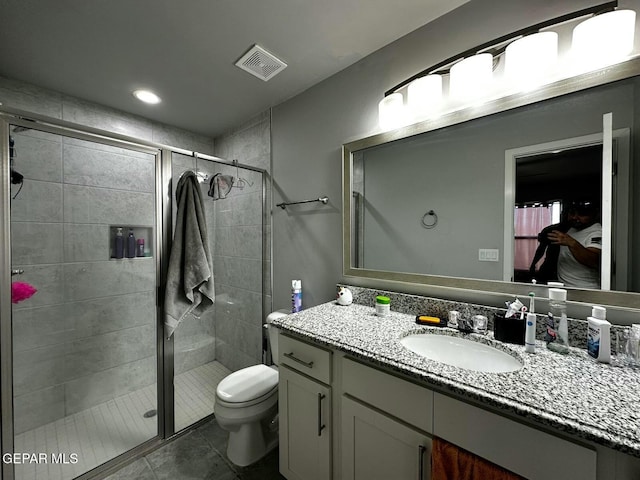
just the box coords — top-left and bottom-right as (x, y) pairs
(226, 415), (278, 467)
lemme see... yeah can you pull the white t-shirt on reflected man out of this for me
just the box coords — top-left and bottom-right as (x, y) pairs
(557, 223), (602, 289)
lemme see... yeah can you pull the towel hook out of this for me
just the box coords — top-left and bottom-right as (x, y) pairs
(421, 210), (438, 229)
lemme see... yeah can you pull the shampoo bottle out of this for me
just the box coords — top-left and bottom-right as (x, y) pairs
(115, 228), (124, 259)
(126, 228), (136, 258)
(291, 280), (302, 313)
(587, 306), (611, 363)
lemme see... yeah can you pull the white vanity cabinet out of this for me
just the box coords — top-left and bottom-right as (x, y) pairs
(277, 332), (640, 480)
(340, 357), (432, 480)
(279, 334), (332, 480)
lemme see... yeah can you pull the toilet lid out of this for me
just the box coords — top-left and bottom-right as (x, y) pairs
(216, 364), (278, 403)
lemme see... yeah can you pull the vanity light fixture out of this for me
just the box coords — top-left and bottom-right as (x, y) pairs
(133, 89), (162, 104)
(504, 31), (558, 91)
(449, 53), (494, 101)
(378, 93), (406, 131)
(378, 1), (636, 131)
(407, 74), (443, 117)
(571, 9), (636, 73)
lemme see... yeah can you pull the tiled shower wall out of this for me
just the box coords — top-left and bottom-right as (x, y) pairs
(213, 110), (271, 371)
(0, 75), (215, 433)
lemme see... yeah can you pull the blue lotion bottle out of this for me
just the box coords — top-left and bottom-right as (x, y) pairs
(115, 228), (124, 259)
(126, 228), (136, 258)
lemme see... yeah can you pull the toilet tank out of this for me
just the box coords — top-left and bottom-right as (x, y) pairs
(266, 310), (289, 365)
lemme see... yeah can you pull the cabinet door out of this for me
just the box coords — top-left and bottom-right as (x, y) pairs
(342, 396), (431, 480)
(279, 366), (331, 480)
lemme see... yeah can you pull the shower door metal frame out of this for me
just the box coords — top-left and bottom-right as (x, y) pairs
(0, 119), (13, 480)
(0, 112), (169, 480)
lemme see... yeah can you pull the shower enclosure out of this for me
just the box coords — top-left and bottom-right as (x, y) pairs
(0, 113), (267, 480)
(170, 153), (267, 433)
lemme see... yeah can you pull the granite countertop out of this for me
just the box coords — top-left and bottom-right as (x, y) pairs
(272, 301), (640, 457)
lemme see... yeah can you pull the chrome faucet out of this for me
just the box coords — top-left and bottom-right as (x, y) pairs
(458, 317), (475, 334)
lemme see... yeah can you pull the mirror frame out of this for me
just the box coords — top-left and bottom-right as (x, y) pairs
(343, 56), (640, 310)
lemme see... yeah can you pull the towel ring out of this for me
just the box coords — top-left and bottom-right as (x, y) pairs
(421, 210), (438, 229)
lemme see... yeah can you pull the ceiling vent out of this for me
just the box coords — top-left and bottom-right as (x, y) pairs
(235, 44), (287, 82)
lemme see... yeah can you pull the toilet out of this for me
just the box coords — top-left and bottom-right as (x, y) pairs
(214, 310), (288, 467)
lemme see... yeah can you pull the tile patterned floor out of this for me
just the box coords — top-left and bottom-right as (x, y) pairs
(13, 361), (231, 480)
(175, 361), (232, 432)
(103, 418), (285, 480)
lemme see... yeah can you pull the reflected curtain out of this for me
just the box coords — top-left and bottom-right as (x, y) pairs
(514, 206), (553, 270)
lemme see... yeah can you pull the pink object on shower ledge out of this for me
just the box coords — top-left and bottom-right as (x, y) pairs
(11, 282), (37, 304)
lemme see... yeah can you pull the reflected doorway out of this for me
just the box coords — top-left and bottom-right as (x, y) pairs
(513, 145), (602, 285)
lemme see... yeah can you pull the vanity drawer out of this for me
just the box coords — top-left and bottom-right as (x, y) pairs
(341, 357), (433, 433)
(278, 334), (332, 384)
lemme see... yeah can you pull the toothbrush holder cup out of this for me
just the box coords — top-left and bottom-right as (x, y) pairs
(493, 312), (526, 345)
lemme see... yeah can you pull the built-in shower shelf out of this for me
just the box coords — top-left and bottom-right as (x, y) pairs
(176, 334), (215, 353)
(109, 225), (153, 259)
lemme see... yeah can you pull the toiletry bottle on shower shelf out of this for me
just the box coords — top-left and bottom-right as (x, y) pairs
(115, 228), (124, 259)
(136, 238), (145, 257)
(546, 288), (569, 354)
(126, 228), (136, 258)
(292, 280), (302, 313)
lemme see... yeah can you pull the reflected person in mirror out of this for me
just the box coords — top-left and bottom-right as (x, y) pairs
(547, 201), (602, 289)
(529, 212), (569, 284)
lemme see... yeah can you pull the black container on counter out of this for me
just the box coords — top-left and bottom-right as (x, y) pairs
(494, 312), (526, 345)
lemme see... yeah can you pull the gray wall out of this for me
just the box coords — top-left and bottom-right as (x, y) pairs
(271, 0), (640, 309)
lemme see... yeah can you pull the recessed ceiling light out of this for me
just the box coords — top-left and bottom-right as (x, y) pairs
(133, 89), (161, 104)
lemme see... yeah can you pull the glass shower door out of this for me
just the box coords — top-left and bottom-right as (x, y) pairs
(8, 125), (159, 479)
(171, 154), (265, 432)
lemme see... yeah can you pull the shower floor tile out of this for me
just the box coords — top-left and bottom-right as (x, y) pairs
(175, 360), (231, 432)
(13, 361), (231, 480)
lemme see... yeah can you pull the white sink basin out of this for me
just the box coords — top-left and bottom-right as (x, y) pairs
(400, 334), (523, 373)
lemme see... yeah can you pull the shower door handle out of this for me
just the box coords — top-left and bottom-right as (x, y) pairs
(317, 393), (326, 436)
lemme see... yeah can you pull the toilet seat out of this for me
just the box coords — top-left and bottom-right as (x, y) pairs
(216, 364), (279, 406)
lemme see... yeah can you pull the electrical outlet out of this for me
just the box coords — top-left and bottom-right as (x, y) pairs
(479, 249), (499, 262)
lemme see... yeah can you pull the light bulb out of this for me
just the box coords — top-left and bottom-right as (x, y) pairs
(407, 75), (443, 117)
(571, 9), (636, 72)
(505, 31), (558, 90)
(378, 93), (406, 130)
(133, 89), (162, 104)
(449, 53), (493, 101)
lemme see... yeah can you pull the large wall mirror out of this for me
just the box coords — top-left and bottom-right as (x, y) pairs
(343, 58), (640, 310)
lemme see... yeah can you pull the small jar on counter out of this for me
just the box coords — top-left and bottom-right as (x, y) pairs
(375, 295), (391, 316)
